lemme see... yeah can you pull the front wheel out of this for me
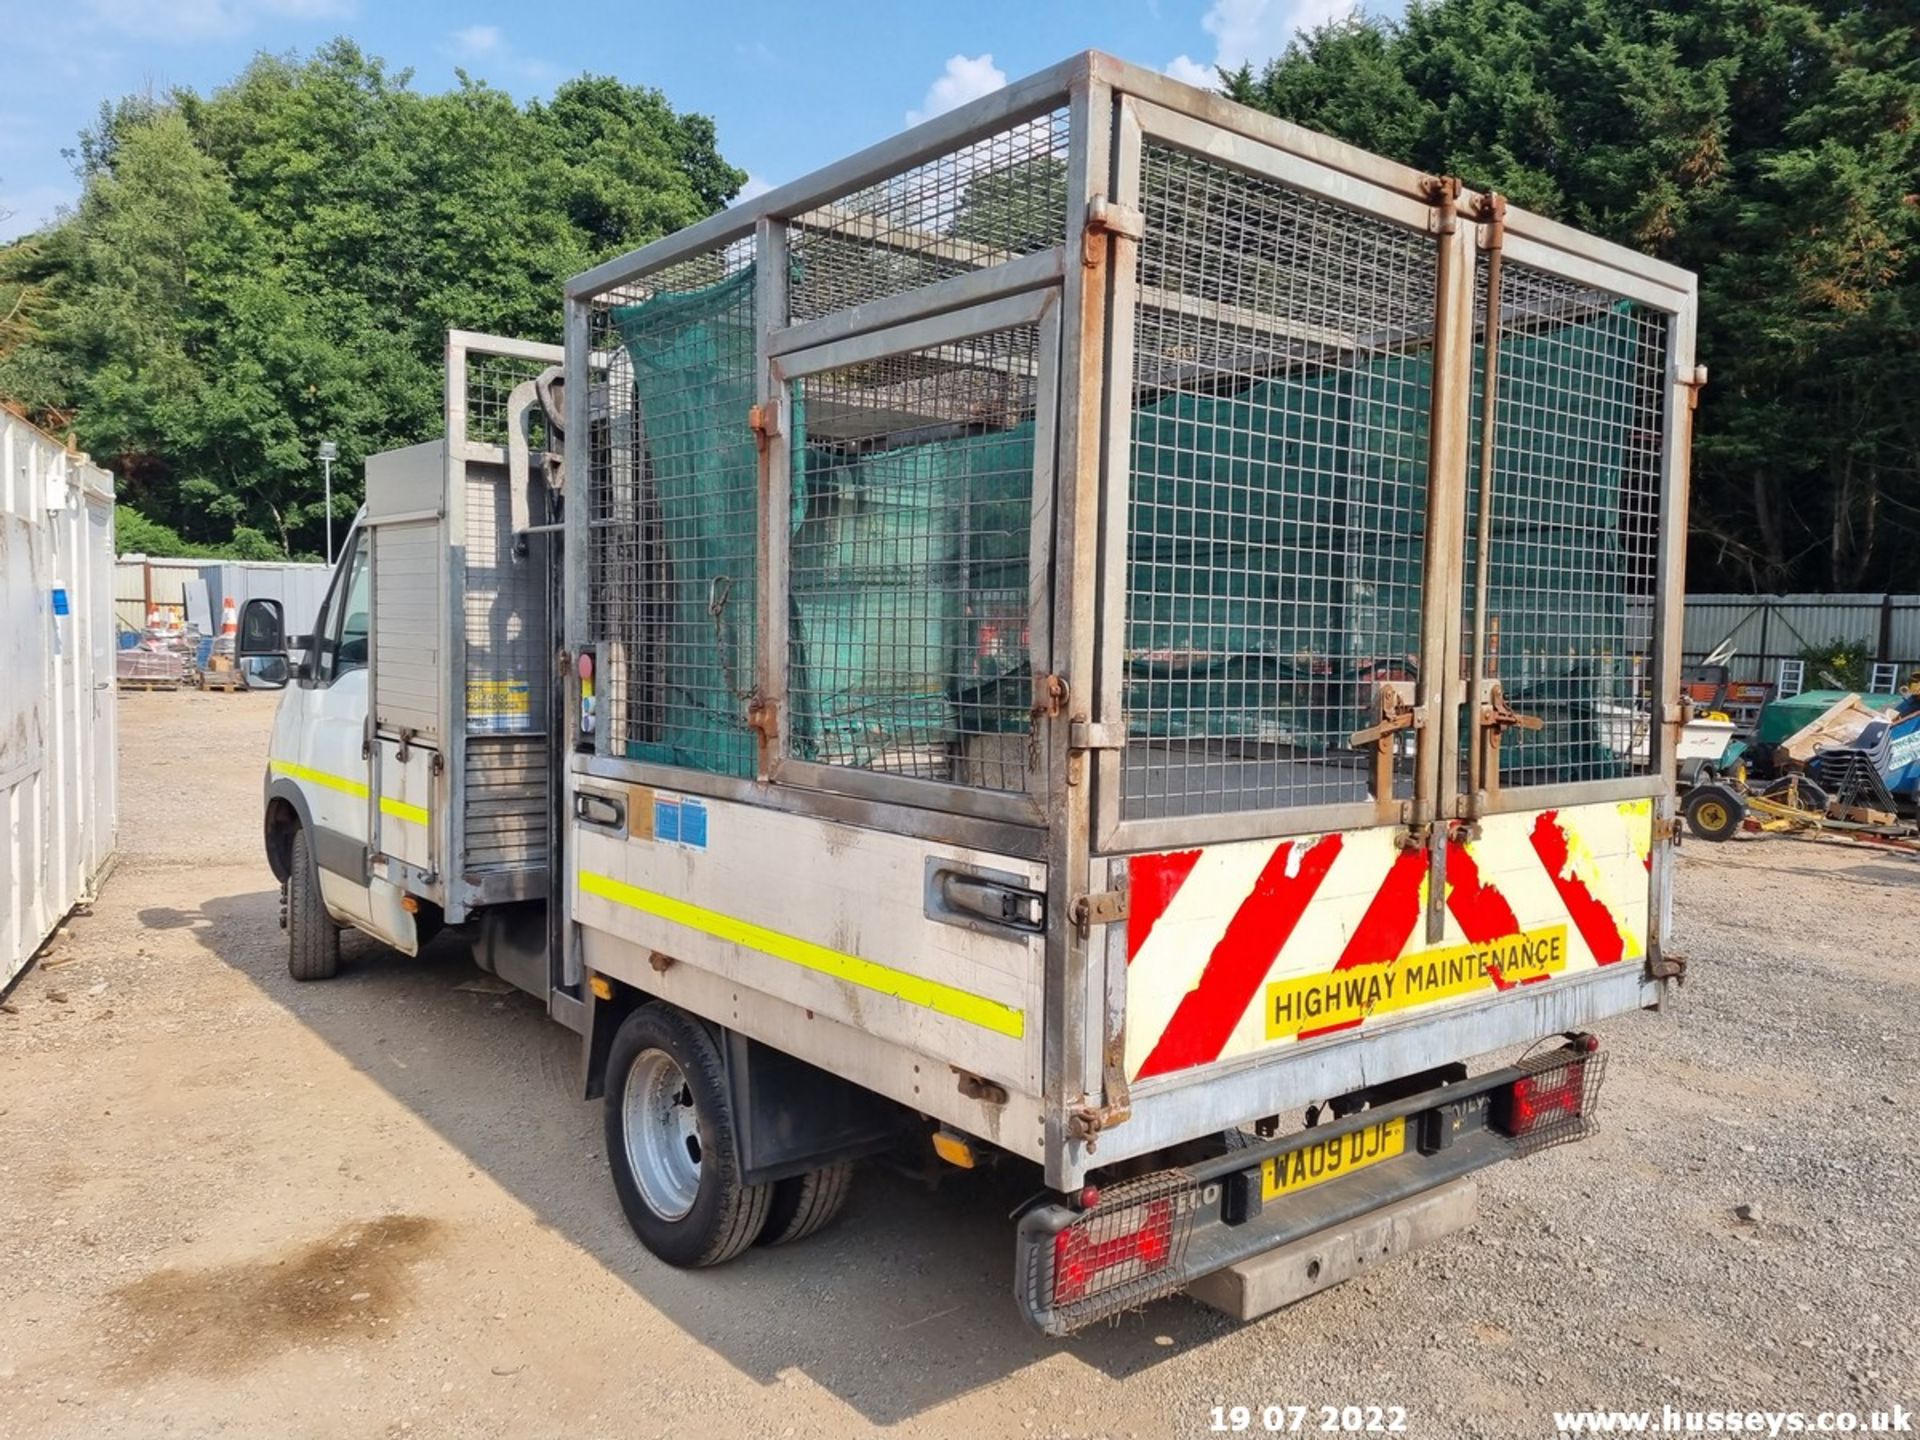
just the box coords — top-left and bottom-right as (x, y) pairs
(604, 1004), (771, 1267)
(285, 826), (341, 981)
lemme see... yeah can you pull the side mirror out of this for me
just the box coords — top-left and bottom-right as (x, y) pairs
(237, 598), (285, 657)
(243, 655), (291, 691)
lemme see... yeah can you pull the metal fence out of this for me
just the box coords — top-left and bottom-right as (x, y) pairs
(1680, 593), (1920, 685)
(2, 412), (117, 988)
(114, 557), (334, 643)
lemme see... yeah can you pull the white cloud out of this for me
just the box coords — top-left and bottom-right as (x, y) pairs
(1167, 0), (1358, 90)
(732, 172), (774, 206)
(443, 24), (557, 90)
(1165, 55), (1216, 89)
(79, 0), (355, 40)
(450, 24), (501, 58)
(905, 53), (1007, 128)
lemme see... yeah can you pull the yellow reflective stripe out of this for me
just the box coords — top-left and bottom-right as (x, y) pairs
(577, 869), (1025, 1040)
(269, 758), (367, 800)
(269, 759), (430, 826)
(380, 796), (430, 826)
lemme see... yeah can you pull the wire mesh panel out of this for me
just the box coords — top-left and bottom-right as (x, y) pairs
(1120, 142), (1437, 823)
(585, 241), (759, 776)
(1464, 260), (1667, 789)
(787, 110), (1071, 324)
(785, 322), (1048, 795)
(466, 350), (558, 450)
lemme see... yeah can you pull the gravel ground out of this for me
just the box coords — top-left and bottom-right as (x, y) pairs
(0, 690), (1914, 1439)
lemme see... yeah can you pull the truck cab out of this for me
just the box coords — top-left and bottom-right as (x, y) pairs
(246, 333), (565, 997)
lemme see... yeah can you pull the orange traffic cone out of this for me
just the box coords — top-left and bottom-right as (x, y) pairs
(221, 597), (238, 637)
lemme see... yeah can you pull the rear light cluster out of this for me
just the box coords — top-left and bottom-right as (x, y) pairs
(1041, 1172), (1197, 1326)
(1493, 1041), (1607, 1157)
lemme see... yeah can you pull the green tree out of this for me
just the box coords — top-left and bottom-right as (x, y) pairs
(0, 40), (742, 558)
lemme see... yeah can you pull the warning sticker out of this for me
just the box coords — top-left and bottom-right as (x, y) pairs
(468, 678), (532, 733)
(1265, 925), (1568, 1040)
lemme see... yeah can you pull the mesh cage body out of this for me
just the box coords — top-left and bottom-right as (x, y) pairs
(788, 111), (1070, 324)
(587, 243), (759, 777)
(1122, 143), (1436, 822)
(1466, 261), (1667, 789)
(466, 351), (557, 450)
(786, 324), (1045, 794)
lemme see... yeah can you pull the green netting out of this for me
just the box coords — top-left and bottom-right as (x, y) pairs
(787, 420), (1035, 769)
(611, 266), (759, 778)
(611, 263), (1645, 788)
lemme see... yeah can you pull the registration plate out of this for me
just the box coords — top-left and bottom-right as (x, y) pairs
(1262, 1116), (1407, 1201)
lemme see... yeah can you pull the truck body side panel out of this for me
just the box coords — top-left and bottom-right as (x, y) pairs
(569, 786), (1046, 1100)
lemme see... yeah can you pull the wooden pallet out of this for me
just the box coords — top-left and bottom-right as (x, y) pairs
(198, 670), (247, 693)
(118, 677), (184, 692)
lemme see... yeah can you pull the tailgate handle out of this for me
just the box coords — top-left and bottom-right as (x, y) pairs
(925, 862), (1045, 938)
(573, 791), (626, 833)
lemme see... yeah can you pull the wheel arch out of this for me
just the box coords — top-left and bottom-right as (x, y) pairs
(583, 977), (908, 1185)
(264, 776), (315, 882)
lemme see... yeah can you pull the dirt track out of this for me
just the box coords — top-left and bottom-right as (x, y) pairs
(1, 690), (1914, 1439)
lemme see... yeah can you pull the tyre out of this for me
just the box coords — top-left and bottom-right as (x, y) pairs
(1683, 784), (1746, 842)
(286, 826), (341, 981)
(604, 1004), (770, 1267)
(758, 1162), (854, 1247)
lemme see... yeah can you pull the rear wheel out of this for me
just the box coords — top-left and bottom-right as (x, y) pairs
(285, 827), (341, 981)
(1683, 784), (1746, 842)
(758, 1162), (855, 1247)
(604, 1004), (770, 1267)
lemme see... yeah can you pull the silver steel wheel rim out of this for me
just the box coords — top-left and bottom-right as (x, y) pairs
(622, 1048), (702, 1221)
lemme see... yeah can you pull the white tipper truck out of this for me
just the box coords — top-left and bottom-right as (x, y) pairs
(239, 52), (1700, 1334)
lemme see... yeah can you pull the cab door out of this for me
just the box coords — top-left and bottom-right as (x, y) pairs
(289, 524), (420, 954)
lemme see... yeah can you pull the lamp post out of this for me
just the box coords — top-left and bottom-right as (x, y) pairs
(317, 440), (339, 565)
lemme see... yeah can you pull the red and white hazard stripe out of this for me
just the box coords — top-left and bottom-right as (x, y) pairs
(1122, 799), (1654, 1082)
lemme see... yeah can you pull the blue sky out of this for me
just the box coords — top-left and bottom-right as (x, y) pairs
(0, 0), (1400, 245)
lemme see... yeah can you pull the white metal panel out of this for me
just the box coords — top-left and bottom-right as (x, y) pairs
(374, 737), (437, 873)
(371, 521), (442, 740)
(570, 791), (1047, 1097)
(1, 412), (117, 986)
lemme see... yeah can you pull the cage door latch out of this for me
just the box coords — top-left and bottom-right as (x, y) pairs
(1349, 681), (1423, 750)
(1477, 678), (1544, 737)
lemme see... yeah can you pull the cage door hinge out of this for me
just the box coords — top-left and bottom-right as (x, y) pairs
(1066, 1098), (1131, 1151)
(1423, 175), (1462, 234)
(1646, 946), (1687, 983)
(747, 397), (785, 453)
(1068, 719), (1125, 752)
(1676, 363), (1709, 411)
(1086, 196), (1145, 241)
(1475, 191), (1507, 250)
(1070, 889), (1128, 933)
(1084, 196), (1144, 267)
(745, 692), (778, 740)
